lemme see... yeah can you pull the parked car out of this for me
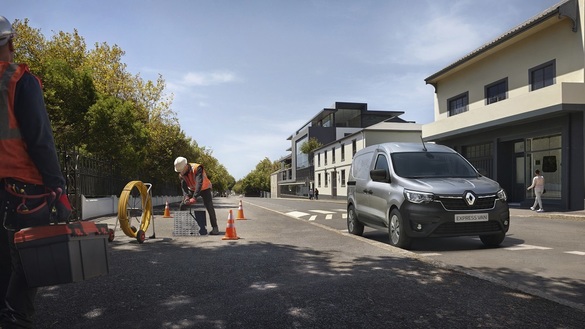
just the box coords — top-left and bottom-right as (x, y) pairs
(347, 142), (510, 249)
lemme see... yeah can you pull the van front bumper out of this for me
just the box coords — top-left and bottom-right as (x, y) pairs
(399, 201), (510, 238)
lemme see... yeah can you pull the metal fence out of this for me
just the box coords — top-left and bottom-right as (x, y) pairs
(57, 147), (179, 220)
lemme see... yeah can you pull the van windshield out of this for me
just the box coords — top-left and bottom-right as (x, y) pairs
(391, 152), (478, 178)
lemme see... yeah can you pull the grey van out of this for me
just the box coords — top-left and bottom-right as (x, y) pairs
(347, 142), (510, 249)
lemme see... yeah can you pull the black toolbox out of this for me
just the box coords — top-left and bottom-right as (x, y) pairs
(14, 221), (110, 287)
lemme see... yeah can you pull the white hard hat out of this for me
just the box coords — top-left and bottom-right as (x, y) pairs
(0, 16), (14, 47)
(174, 156), (188, 172)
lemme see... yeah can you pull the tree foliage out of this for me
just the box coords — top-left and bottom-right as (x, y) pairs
(235, 158), (280, 196)
(11, 19), (236, 195)
(300, 137), (322, 154)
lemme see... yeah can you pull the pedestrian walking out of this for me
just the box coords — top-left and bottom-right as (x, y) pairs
(314, 188), (319, 200)
(174, 156), (220, 235)
(0, 16), (72, 328)
(527, 169), (545, 212)
(308, 188), (313, 200)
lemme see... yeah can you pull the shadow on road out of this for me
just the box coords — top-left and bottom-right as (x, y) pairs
(34, 234), (585, 328)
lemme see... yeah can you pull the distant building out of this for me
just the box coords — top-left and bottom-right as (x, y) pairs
(423, 0), (585, 210)
(273, 102), (410, 198)
(313, 120), (422, 199)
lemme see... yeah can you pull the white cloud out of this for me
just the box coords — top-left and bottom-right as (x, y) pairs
(405, 15), (482, 65)
(182, 71), (238, 86)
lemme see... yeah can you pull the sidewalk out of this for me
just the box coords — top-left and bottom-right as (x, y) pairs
(510, 206), (585, 221)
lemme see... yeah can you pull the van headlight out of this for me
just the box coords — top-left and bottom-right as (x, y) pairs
(497, 189), (507, 202)
(404, 190), (435, 204)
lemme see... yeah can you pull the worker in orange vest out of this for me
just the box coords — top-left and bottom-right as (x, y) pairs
(0, 16), (72, 328)
(174, 157), (219, 235)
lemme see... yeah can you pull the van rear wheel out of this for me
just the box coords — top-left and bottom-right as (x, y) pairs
(347, 205), (364, 236)
(389, 209), (411, 249)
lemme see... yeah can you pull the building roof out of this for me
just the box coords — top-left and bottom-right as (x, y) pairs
(425, 0), (576, 85)
(287, 102), (405, 139)
(313, 120), (423, 151)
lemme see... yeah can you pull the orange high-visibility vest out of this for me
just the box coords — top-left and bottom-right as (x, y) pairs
(0, 62), (44, 185)
(182, 163), (212, 192)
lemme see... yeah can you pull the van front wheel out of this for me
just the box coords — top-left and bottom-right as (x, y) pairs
(389, 209), (411, 249)
(347, 205), (364, 236)
(479, 232), (505, 247)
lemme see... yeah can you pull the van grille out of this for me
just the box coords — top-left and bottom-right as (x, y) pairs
(437, 196), (496, 211)
(433, 221), (502, 236)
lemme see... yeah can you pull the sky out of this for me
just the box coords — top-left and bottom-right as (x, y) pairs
(5, 0), (562, 180)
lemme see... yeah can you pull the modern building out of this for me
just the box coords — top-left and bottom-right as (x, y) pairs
(423, 0), (585, 210)
(273, 102), (409, 198)
(313, 120), (422, 199)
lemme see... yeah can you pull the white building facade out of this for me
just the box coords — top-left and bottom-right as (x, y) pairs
(313, 121), (422, 199)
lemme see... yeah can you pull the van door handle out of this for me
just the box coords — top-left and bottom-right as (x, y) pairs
(363, 189), (372, 194)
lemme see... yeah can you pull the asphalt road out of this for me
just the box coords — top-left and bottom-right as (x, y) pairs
(243, 197), (585, 311)
(32, 196), (585, 328)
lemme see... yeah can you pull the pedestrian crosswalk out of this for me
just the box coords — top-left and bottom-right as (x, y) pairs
(286, 209), (346, 221)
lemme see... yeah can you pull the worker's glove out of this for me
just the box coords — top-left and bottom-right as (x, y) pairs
(52, 188), (72, 221)
(183, 197), (196, 206)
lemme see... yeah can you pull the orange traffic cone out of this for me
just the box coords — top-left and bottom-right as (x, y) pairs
(236, 200), (246, 220)
(163, 201), (173, 218)
(222, 210), (240, 240)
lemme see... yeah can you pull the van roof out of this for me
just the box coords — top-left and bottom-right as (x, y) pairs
(364, 142), (456, 154)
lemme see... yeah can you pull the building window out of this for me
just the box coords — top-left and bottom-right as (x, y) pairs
(530, 60), (555, 91)
(324, 172), (328, 187)
(352, 140), (357, 157)
(324, 151), (328, 165)
(317, 173), (321, 187)
(317, 153), (321, 167)
(340, 169), (346, 187)
(295, 135), (309, 169)
(485, 78), (507, 104)
(462, 143), (494, 178)
(331, 147), (335, 164)
(341, 144), (345, 161)
(448, 92), (468, 116)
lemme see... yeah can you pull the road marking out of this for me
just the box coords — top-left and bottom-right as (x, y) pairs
(310, 210), (336, 214)
(333, 208), (346, 212)
(287, 210), (346, 221)
(504, 244), (552, 251)
(565, 251), (585, 256)
(419, 253), (442, 257)
(286, 211), (310, 218)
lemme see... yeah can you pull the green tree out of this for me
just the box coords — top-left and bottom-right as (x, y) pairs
(239, 158), (279, 195)
(84, 95), (148, 178)
(300, 137), (322, 154)
(11, 18), (236, 195)
(300, 137), (322, 165)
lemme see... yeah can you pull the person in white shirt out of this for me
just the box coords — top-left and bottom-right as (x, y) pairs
(527, 169), (545, 212)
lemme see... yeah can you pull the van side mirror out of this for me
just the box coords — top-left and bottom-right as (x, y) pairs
(370, 169), (390, 183)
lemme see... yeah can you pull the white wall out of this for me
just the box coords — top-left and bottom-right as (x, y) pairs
(81, 195), (183, 220)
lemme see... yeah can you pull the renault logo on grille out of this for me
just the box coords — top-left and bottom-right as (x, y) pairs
(464, 192), (476, 206)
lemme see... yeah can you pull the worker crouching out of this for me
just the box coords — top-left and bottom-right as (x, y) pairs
(174, 157), (219, 235)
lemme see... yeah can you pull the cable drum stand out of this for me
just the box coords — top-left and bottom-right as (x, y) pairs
(109, 181), (157, 244)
